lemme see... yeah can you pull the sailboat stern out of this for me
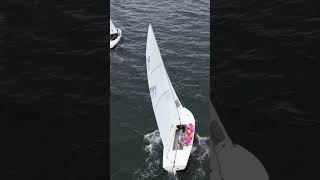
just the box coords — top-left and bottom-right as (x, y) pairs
(163, 146), (193, 172)
(162, 107), (196, 172)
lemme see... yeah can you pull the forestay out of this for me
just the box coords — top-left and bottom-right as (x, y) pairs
(110, 19), (117, 35)
(146, 25), (182, 153)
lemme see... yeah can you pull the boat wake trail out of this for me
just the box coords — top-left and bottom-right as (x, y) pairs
(168, 172), (179, 180)
(133, 130), (163, 179)
(133, 130), (210, 180)
(188, 134), (210, 179)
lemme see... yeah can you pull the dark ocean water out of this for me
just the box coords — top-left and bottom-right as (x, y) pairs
(212, 0), (320, 179)
(1, 1), (106, 179)
(110, 0), (210, 179)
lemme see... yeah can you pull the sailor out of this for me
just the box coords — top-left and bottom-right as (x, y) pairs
(184, 128), (193, 145)
(110, 33), (118, 41)
(188, 123), (194, 133)
(181, 124), (186, 132)
(185, 134), (192, 145)
(176, 124), (182, 131)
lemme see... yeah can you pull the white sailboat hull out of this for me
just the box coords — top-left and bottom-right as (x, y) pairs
(110, 28), (122, 49)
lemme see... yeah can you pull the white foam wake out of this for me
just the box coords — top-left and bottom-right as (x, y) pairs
(133, 130), (210, 180)
(133, 130), (163, 179)
(189, 134), (210, 179)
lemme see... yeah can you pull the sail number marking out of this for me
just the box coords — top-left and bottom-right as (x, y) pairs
(149, 85), (157, 98)
(147, 56), (151, 70)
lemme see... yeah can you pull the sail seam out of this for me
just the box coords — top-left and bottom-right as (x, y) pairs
(149, 64), (163, 77)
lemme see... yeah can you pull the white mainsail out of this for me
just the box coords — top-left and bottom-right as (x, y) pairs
(110, 19), (117, 35)
(146, 24), (181, 153)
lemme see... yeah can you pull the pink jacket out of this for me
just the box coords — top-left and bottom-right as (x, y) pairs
(185, 135), (192, 145)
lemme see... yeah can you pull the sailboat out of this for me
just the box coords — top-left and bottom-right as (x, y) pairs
(209, 100), (269, 180)
(146, 24), (195, 173)
(110, 19), (122, 49)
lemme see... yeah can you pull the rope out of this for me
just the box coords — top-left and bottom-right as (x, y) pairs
(172, 147), (178, 173)
(162, 62), (183, 173)
(165, 129), (179, 173)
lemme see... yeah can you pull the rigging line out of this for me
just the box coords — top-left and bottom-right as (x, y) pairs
(166, 129), (177, 160)
(163, 64), (182, 172)
(164, 67), (181, 122)
(165, 129), (179, 172)
(172, 144), (178, 172)
(169, 132), (179, 172)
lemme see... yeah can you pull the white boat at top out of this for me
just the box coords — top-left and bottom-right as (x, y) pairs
(146, 24), (195, 173)
(110, 19), (122, 49)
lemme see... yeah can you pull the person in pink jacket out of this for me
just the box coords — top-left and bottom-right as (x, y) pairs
(188, 123), (194, 133)
(185, 135), (192, 145)
(184, 124), (194, 145)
